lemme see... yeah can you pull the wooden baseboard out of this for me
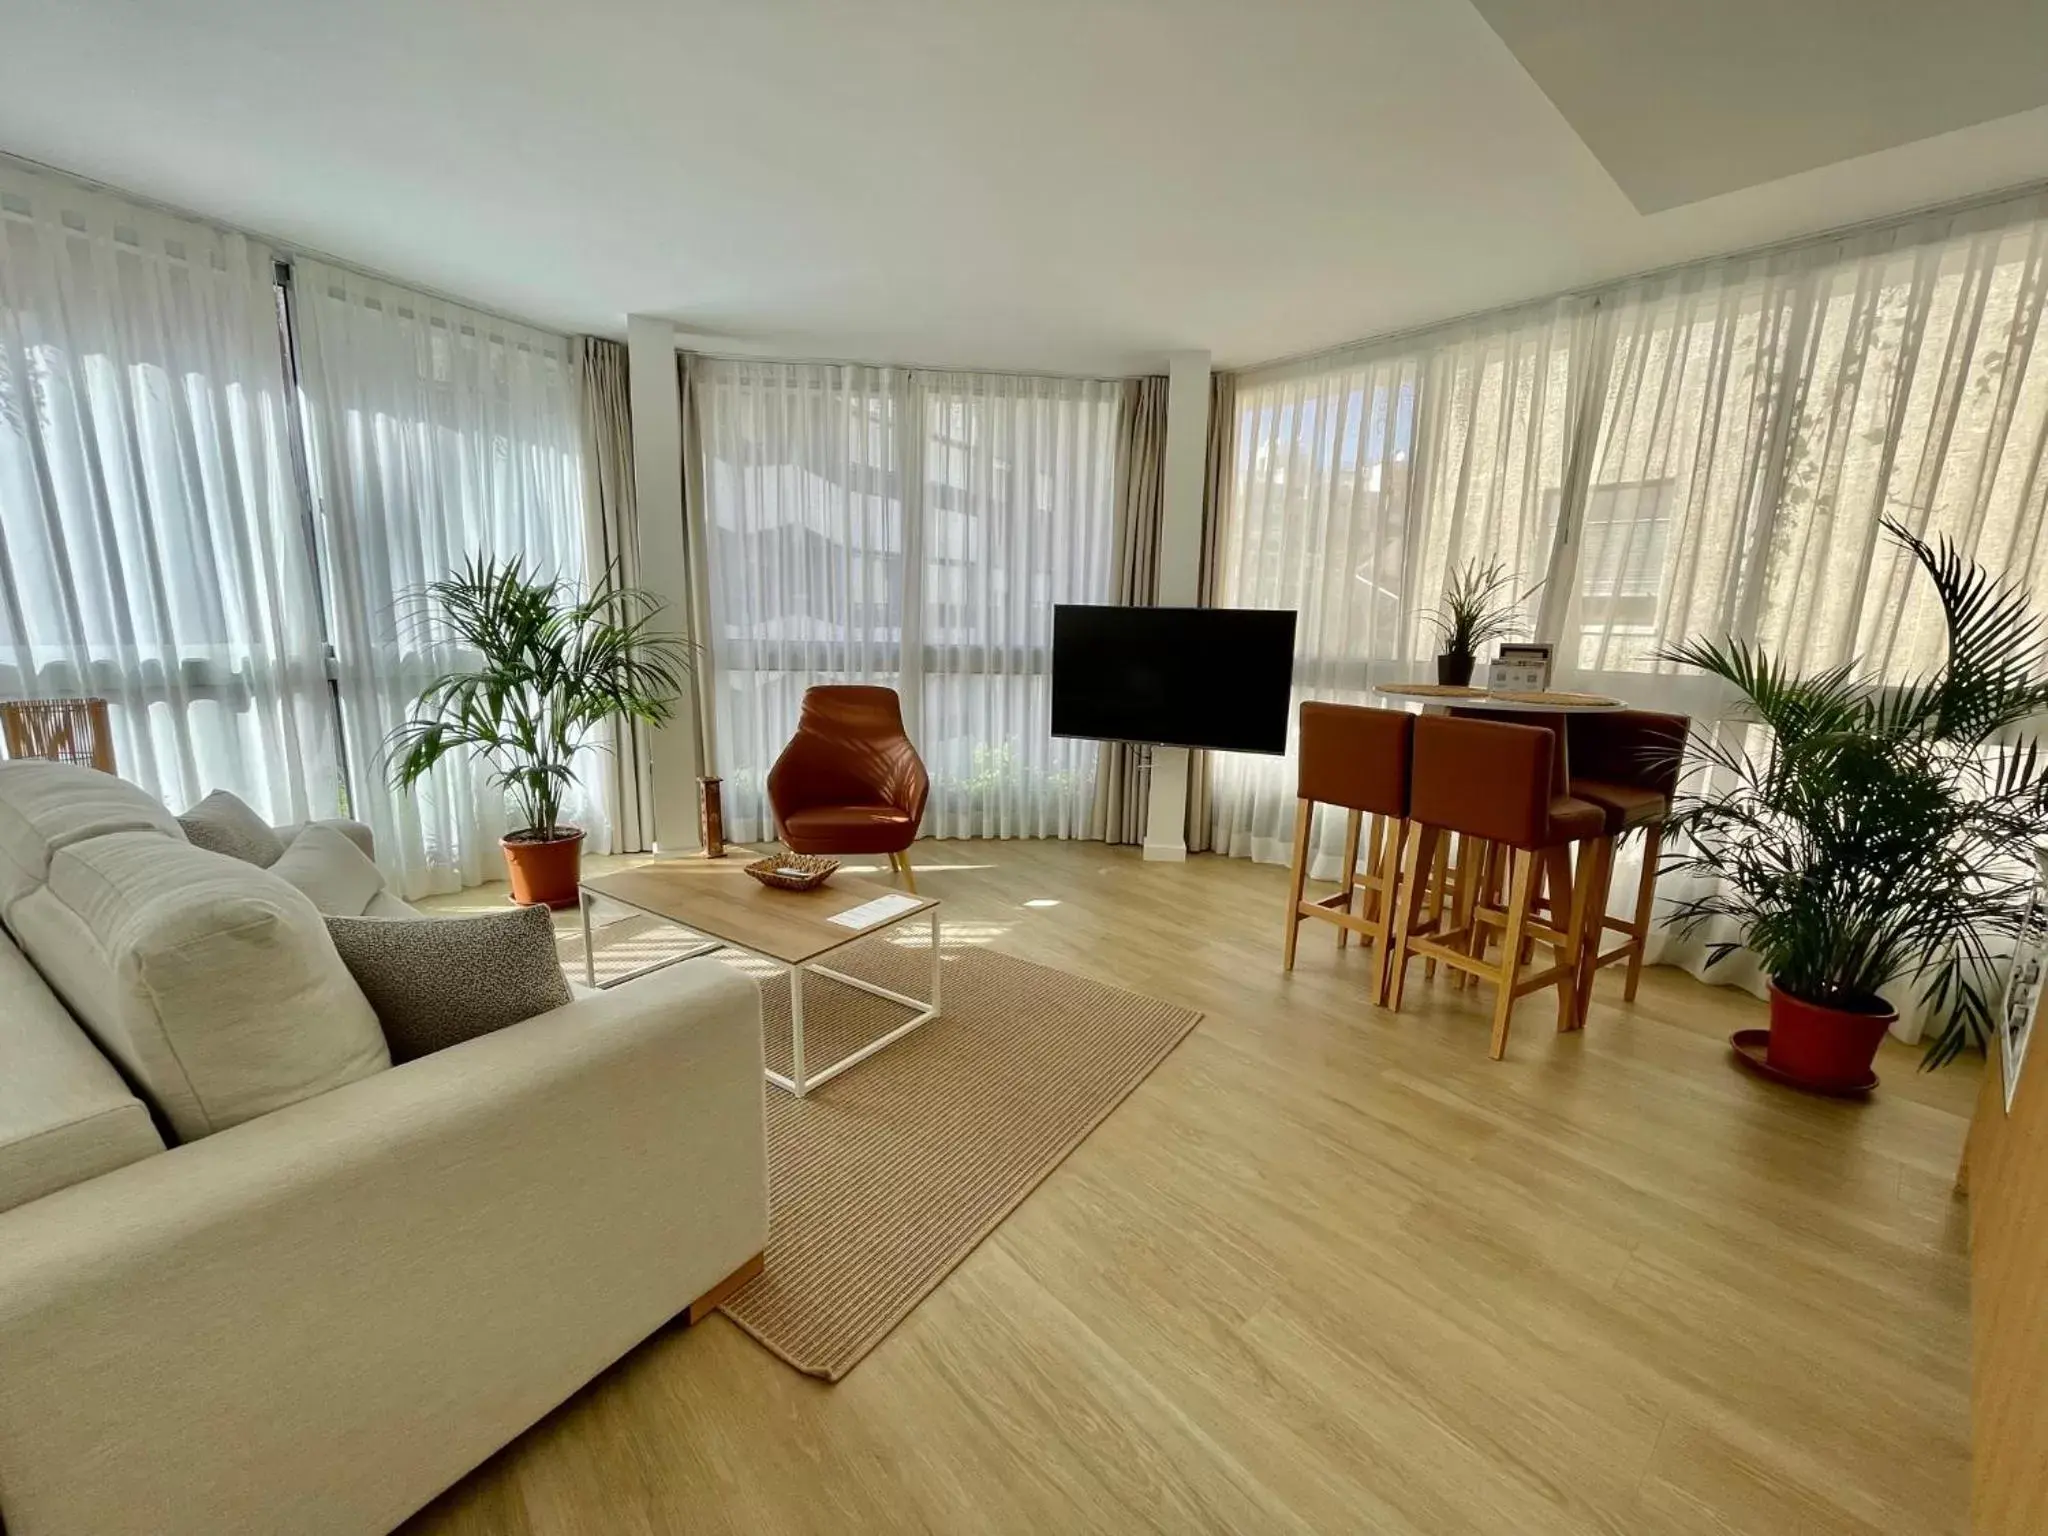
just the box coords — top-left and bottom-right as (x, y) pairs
(687, 1252), (765, 1325)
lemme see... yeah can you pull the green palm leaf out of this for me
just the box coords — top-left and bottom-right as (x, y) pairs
(383, 558), (692, 841)
(1664, 520), (2048, 1068)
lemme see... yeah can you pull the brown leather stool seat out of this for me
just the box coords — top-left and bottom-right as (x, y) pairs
(1564, 710), (1689, 1021)
(1388, 714), (1606, 1058)
(1569, 778), (1666, 832)
(1282, 703), (1414, 1004)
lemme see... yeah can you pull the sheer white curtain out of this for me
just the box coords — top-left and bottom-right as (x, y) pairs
(1211, 302), (1589, 869)
(292, 262), (593, 898)
(0, 158), (334, 821)
(696, 358), (1117, 843)
(1212, 188), (2048, 1034)
(1553, 193), (2048, 1033)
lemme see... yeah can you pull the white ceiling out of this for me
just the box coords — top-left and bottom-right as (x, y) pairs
(3, 0), (2048, 375)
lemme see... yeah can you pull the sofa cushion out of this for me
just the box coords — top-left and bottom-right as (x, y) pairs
(274, 817), (377, 863)
(177, 789), (287, 867)
(0, 928), (165, 1213)
(5, 830), (390, 1142)
(326, 905), (572, 1062)
(270, 824), (388, 917)
(0, 760), (184, 907)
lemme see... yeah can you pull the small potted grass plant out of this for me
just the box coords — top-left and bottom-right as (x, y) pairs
(1663, 519), (2048, 1085)
(1426, 558), (1533, 686)
(386, 557), (689, 908)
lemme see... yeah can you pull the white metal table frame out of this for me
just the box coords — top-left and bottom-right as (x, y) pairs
(578, 886), (943, 1099)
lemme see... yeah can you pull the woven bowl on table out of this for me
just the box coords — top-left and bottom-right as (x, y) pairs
(745, 852), (840, 892)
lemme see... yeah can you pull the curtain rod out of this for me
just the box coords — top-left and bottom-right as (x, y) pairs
(0, 147), (572, 343)
(1243, 172), (2048, 380)
(680, 345), (1142, 387)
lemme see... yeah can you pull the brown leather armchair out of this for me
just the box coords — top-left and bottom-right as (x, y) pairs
(766, 686), (930, 889)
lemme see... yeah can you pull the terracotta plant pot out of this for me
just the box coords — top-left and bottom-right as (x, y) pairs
(502, 827), (585, 909)
(1436, 652), (1476, 687)
(1764, 981), (1896, 1090)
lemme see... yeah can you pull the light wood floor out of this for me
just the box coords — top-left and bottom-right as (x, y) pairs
(408, 839), (1975, 1536)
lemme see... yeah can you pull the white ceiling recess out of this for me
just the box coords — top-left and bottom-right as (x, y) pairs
(2, 0), (2048, 375)
(1469, 0), (2048, 212)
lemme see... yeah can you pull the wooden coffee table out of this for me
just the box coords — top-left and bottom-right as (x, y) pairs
(579, 859), (941, 1099)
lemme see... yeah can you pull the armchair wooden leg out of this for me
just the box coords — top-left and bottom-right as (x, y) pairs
(1284, 798), (1312, 970)
(890, 850), (918, 893)
(1624, 823), (1663, 1002)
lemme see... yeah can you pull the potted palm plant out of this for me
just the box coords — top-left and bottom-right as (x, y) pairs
(1663, 519), (2048, 1087)
(1426, 558), (1533, 686)
(386, 557), (690, 908)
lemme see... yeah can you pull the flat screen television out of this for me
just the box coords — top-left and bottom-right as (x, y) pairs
(1051, 605), (1297, 755)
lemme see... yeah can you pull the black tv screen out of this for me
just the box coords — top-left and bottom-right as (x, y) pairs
(1051, 605), (1297, 755)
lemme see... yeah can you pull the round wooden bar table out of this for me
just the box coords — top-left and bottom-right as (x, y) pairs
(1373, 683), (1623, 784)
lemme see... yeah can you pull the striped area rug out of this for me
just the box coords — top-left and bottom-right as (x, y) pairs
(584, 922), (1201, 1381)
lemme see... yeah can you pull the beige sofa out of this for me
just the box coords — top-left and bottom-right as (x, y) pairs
(0, 763), (769, 1536)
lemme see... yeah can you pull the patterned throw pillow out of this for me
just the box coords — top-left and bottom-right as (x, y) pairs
(325, 905), (573, 1062)
(178, 789), (286, 867)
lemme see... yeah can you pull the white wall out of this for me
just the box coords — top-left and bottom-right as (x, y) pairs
(625, 315), (703, 851)
(1142, 349), (1213, 861)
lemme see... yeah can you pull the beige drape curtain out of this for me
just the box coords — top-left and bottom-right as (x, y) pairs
(676, 352), (720, 781)
(1182, 370), (1236, 853)
(575, 336), (655, 852)
(1088, 376), (1169, 843)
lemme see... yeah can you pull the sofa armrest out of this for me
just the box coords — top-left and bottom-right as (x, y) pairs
(0, 959), (766, 1536)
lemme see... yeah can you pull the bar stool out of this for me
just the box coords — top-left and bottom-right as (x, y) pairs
(1444, 706), (1565, 984)
(1387, 714), (1608, 1058)
(1566, 710), (1690, 1023)
(1282, 703), (1414, 1005)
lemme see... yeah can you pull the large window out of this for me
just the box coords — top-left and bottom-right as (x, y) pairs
(0, 160), (591, 897)
(0, 160), (336, 824)
(696, 360), (1118, 842)
(291, 262), (592, 898)
(1209, 189), (2048, 1027)
(1211, 306), (1579, 863)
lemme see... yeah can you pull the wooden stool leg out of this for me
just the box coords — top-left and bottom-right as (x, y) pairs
(1468, 841), (1502, 971)
(1387, 822), (1440, 1013)
(1369, 815), (1404, 1005)
(1624, 823), (1664, 1002)
(1283, 798), (1312, 970)
(1540, 848), (1577, 1033)
(1336, 810), (1362, 950)
(1423, 833), (1451, 979)
(1448, 836), (1477, 991)
(1491, 849), (1537, 1061)
(1569, 835), (1613, 1029)
(1361, 814), (1386, 922)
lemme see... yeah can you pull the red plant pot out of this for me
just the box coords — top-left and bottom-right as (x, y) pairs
(502, 827), (585, 909)
(1764, 982), (1897, 1090)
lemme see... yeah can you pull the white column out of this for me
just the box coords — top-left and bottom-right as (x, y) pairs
(625, 314), (702, 852)
(1143, 349), (1212, 862)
